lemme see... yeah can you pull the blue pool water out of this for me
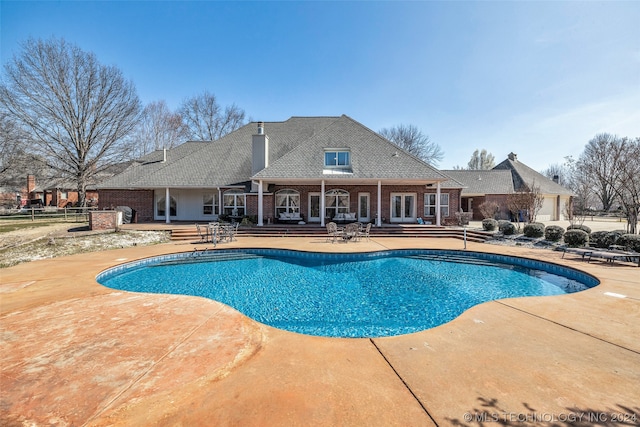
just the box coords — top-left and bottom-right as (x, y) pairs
(97, 249), (598, 338)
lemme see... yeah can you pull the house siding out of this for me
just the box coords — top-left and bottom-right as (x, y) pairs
(99, 189), (154, 222)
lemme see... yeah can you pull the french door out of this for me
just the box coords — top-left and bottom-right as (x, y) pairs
(358, 193), (370, 222)
(390, 193), (416, 223)
(308, 193), (321, 222)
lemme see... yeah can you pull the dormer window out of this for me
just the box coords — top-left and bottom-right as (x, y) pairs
(324, 150), (350, 167)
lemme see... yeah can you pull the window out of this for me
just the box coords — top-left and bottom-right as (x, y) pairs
(424, 193), (449, 217)
(203, 193), (219, 215)
(157, 196), (177, 217)
(60, 191), (68, 199)
(324, 150), (350, 167)
(275, 189), (300, 217)
(325, 189), (350, 219)
(223, 189), (245, 216)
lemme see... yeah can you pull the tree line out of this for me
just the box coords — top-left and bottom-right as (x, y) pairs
(0, 38), (247, 207)
(1, 37), (445, 207)
(542, 134), (640, 234)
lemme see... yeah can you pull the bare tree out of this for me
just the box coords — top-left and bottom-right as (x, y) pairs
(478, 201), (499, 219)
(0, 110), (28, 176)
(604, 137), (640, 234)
(0, 38), (141, 206)
(378, 124), (444, 166)
(467, 149), (495, 170)
(506, 181), (544, 227)
(179, 91), (246, 141)
(562, 155), (593, 216)
(577, 133), (618, 212)
(541, 163), (570, 187)
(130, 100), (188, 158)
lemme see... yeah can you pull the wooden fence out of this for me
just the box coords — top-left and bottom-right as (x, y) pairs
(0, 207), (98, 222)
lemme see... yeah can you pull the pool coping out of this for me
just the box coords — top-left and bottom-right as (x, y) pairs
(1, 237), (639, 425)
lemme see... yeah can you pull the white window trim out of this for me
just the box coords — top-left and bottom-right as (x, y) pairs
(424, 193), (449, 217)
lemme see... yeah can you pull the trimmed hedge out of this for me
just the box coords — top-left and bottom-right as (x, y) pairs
(499, 221), (516, 236)
(564, 229), (589, 247)
(567, 224), (592, 234)
(544, 225), (565, 242)
(617, 234), (640, 252)
(482, 218), (499, 231)
(523, 222), (545, 238)
(589, 230), (623, 248)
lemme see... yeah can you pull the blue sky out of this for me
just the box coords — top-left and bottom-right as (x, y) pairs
(1, 1), (639, 171)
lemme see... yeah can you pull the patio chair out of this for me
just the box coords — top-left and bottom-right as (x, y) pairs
(226, 223), (240, 242)
(195, 223), (210, 243)
(359, 222), (372, 241)
(326, 222), (341, 244)
(343, 222), (360, 242)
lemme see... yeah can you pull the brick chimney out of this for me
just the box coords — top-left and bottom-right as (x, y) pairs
(27, 175), (36, 196)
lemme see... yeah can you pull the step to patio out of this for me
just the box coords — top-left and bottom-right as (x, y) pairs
(151, 251), (262, 266)
(169, 224), (492, 243)
(408, 254), (515, 268)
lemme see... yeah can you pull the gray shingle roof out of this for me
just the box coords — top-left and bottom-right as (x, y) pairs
(99, 115), (451, 189)
(442, 170), (514, 195)
(493, 156), (573, 196)
(253, 115), (449, 181)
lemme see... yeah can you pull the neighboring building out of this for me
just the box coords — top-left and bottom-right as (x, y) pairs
(98, 115), (463, 226)
(442, 169), (514, 220)
(443, 152), (574, 222)
(494, 152), (573, 221)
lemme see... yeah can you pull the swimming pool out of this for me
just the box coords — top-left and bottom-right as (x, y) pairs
(97, 249), (599, 338)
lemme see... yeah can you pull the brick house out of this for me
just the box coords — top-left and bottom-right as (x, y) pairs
(444, 152), (574, 221)
(98, 115), (463, 226)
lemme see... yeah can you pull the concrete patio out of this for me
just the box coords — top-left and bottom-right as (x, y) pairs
(1, 236), (639, 426)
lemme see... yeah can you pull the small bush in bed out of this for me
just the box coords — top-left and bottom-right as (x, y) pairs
(482, 218), (498, 231)
(567, 224), (591, 234)
(544, 225), (564, 242)
(563, 229), (589, 247)
(523, 222), (545, 238)
(499, 221), (516, 236)
(616, 234), (640, 252)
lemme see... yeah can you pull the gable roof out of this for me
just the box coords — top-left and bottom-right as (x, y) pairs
(253, 115), (449, 182)
(99, 115), (452, 189)
(442, 170), (514, 195)
(493, 154), (573, 196)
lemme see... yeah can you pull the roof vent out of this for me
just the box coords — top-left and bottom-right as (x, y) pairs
(507, 152), (518, 161)
(257, 122), (264, 135)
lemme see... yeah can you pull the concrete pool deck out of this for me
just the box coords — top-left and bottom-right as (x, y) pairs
(1, 236), (639, 426)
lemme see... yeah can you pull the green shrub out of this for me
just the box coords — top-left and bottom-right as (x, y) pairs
(499, 221), (516, 235)
(589, 230), (623, 248)
(617, 234), (640, 252)
(563, 229), (589, 247)
(523, 222), (545, 238)
(567, 224), (591, 234)
(482, 218), (499, 231)
(544, 225), (565, 242)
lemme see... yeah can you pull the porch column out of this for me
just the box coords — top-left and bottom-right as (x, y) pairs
(435, 182), (441, 226)
(257, 180), (264, 226)
(165, 187), (170, 224)
(218, 188), (222, 216)
(320, 180), (325, 227)
(377, 180), (382, 227)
